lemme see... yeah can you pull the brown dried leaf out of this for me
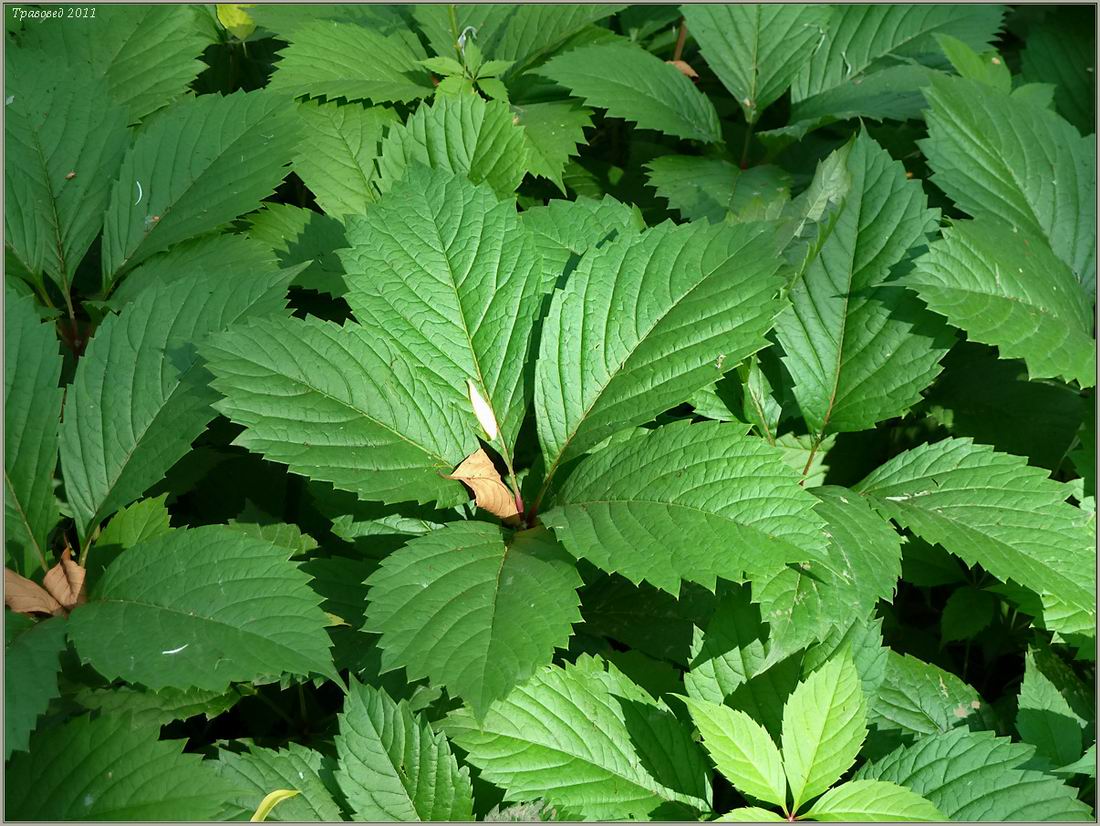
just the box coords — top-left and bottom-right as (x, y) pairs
(667, 59), (699, 79)
(445, 448), (520, 521)
(43, 548), (86, 610)
(4, 568), (63, 616)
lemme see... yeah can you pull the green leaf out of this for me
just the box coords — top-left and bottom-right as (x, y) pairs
(335, 679), (473, 821)
(6, 714), (234, 820)
(536, 42), (722, 143)
(904, 219), (1095, 387)
(921, 74), (1096, 294)
(940, 586), (995, 642)
(513, 100), (592, 192)
(804, 779), (943, 821)
(11, 5), (209, 119)
(101, 90), (300, 284)
(754, 485), (902, 663)
(646, 157), (791, 224)
(854, 437), (1096, 630)
(75, 684), (237, 729)
(378, 93), (529, 197)
(776, 131), (948, 436)
(60, 267), (292, 541)
(780, 656), (866, 811)
(1056, 744), (1097, 779)
(1016, 645), (1092, 768)
(534, 219), (785, 480)
(4, 288), (63, 573)
(293, 100), (398, 218)
(802, 617), (889, 711)
(857, 727), (1093, 821)
(67, 525), (335, 691)
(542, 421), (828, 595)
(682, 696), (787, 808)
(5, 613), (66, 759)
(4, 77), (128, 290)
(1021, 8), (1095, 137)
(267, 22), (432, 103)
(719, 807), (787, 821)
(869, 651), (982, 736)
(365, 522), (581, 718)
(685, 585), (769, 705)
(445, 657), (710, 820)
(935, 34), (1011, 93)
(216, 743), (344, 822)
(340, 168), (542, 464)
(682, 4), (832, 123)
(246, 203), (349, 297)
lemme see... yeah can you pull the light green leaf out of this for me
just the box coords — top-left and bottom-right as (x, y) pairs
(1056, 744), (1097, 778)
(75, 684), (237, 729)
(60, 267), (292, 541)
(340, 168), (542, 465)
(682, 696), (786, 808)
(719, 807), (787, 821)
(1021, 7), (1095, 137)
(857, 727), (1093, 821)
(216, 743), (344, 822)
(204, 312), (474, 509)
(445, 658), (710, 820)
(921, 74), (1096, 294)
(802, 617), (889, 712)
(869, 651), (982, 736)
(514, 100), (592, 192)
(754, 485), (902, 663)
(1016, 645), (1092, 768)
(6, 714), (234, 819)
(534, 219), (785, 481)
(336, 679), (473, 821)
(936, 34), (1011, 93)
(378, 93), (528, 197)
(101, 90), (300, 284)
(5, 613), (66, 759)
(4, 77), (128, 290)
(4, 289), (63, 573)
(904, 219), (1095, 387)
(268, 22), (432, 103)
(249, 4), (410, 37)
(11, 5), (208, 119)
(804, 779), (943, 821)
(67, 525), (335, 691)
(293, 100), (398, 218)
(536, 42), (722, 143)
(365, 523), (581, 719)
(683, 4), (832, 123)
(776, 131), (947, 437)
(781, 656), (866, 811)
(855, 437), (1096, 630)
(542, 421), (828, 595)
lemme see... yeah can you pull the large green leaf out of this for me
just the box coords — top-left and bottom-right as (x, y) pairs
(10, 5), (209, 119)
(4, 76), (128, 290)
(365, 522), (581, 719)
(60, 267), (292, 541)
(775, 131), (947, 438)
(682, 696), (786, 809)
(445, 657), (710, 820)
(293, 100), (397, 218)
(536, 42), (722, 143)
(216, 743), (344, 822)
(378, 93), (529, 197)
(5, 613), (66, 759)
(921, 74), (1096, 294)
(67, 525), (335, 691)
(267, 22), (432, 103)
(101, 90), (300, 284)
(780, 656), (866, 811)
(6, 714), (234, 820)
(855, 437), (1096, 630)
(335, 679), (473, 821)
(1016, 645), (1092, 768)
(857, 728), (1093, 821)
(340, 167), (543, 467)
(804, 779), (943, 821)
(203, 312), (475, 509)
(542, 421), (828, 595)
(903, 219), (1095, 387)
(534, 219), (785, 486)
(869, 651), (982, 736)
(682, 4), (832, 123)
(5, 289), (63, 573)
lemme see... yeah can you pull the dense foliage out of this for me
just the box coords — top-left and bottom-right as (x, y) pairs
(4, 3), (1096, 822)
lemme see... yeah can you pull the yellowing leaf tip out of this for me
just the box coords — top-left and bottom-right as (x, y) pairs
(466, 379), (499, 441)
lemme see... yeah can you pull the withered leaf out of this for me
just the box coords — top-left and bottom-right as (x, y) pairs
(42, 548), (86, 610)
(667, 59), (699, 79)
(445, 448), (520, 521)
(4, 568), (63, 616)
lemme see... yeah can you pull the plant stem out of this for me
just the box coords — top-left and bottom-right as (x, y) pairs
(800, 433), (823, 484)
(740, 122), (755, 169)
(672, 19), (687, 62)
